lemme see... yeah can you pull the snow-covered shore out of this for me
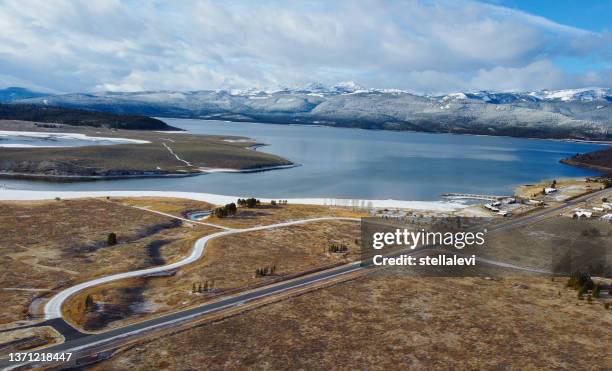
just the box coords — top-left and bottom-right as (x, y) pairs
(0, 189), (468, 212)
(199, 164), (298, 173)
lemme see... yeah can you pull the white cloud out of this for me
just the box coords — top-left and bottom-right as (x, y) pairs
(0, 0), (608, 93)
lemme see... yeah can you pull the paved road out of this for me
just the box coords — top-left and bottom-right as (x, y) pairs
(2, 188), (609, 369)
(489, 187), (610, 232)
(129, 205), (233, 230)
(44, 216), (360, 320)
(0, 262), (364, 370)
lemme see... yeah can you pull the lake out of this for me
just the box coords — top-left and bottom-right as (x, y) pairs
(0, 119), (604, 201)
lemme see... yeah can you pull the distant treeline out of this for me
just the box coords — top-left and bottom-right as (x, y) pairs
(0, 103), (178, 131)
(561, 147), (612, 174)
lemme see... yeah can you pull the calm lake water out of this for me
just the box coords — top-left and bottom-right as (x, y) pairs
(1, 119), (604, 200)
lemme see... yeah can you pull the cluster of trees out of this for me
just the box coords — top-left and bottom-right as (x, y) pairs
(0, 103), (174, 130)
(270, 200), (288, 206)
(328, 243), (348, 253)
(255, 265), (276, 277)
(214, 203), (237, 218)
(192, 280), (215, 293)
(237, 198), (260, 208)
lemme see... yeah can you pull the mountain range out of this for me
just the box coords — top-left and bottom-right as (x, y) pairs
(1, 84), (610, 140)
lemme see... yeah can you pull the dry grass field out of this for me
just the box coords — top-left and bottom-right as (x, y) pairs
(117, 197), (367, 227)
(515, 178), (602, 200)
(0, 326), (61, 356)
(0, 198), (216, 325)
(93, 271), (612, 370)
(480, 216), (612, 274)
(206, 203), (366, 229)
(0, 120), (291, 178)
(116, 197), (215, 218)
(63, 219), (361, 330)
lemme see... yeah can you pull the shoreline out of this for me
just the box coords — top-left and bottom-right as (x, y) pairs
(0, 163), (299, 181)
(198, 163), (299, 173)
(559, 159), (612, 174)
(0, 189), (469, 212)
(193, 117), (612, 144)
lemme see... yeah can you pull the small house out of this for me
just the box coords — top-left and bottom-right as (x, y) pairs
(484, 203), (500, 212)
(573, 210), (593, 218)
(544, 187), (557, 195)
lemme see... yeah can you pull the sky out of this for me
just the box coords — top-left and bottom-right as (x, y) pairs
(0, 0), (610, 94)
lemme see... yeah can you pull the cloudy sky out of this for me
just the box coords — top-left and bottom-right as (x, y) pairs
(0, 0), (610, 93)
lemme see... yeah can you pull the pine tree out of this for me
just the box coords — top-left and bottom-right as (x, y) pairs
(107, 232), (117, 246)
(85, 295), (95, 311)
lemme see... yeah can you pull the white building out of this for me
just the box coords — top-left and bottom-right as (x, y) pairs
(544, 187), (557, 195)
(484, 203), (500, 213)
(574, 210), (593, 218)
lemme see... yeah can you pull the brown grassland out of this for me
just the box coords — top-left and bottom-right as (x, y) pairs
(0, 198), (216, 325)
(63, 219), (361, 330)
(515, 177), (603, 200)
(93, 271), (612, 370)
(0, 326), (61, 355)
(0, 120), (292, 178)
(205, 203), (366, 229)
(116, 197), (216, 218)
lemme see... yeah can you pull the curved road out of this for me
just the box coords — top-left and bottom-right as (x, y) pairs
(2, 187), (609, 369)
(44, 216), (360, 319)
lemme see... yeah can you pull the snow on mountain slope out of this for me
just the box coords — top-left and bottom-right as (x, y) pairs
(528, 88), (611, 102)
(10, 83), (611, 140)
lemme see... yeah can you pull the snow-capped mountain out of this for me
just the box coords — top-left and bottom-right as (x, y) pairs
(7, 84), (612, 141)
(439, 88), (611, 104)
(528, 88), (612, 102)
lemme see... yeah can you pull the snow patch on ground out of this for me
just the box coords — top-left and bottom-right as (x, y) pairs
(199, 164), (297, 173)
(0, 189), (469, 212)
(223, 139), (256, 143)
(0, 130), (150, 147)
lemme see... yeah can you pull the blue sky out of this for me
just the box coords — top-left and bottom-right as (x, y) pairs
(0, 0), (609, 93)
(490, 0), (610, 32)
(486, 0), (611, 74)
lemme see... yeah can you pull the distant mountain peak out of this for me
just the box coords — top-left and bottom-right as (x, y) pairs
(528, 87), (611, 102)
(0, 86), (50, 102)
(332, 81), (365, 93)
(437, 88), (611, 104)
